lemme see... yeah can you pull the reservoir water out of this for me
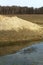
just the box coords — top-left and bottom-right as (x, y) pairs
(0, 42), (43, 65)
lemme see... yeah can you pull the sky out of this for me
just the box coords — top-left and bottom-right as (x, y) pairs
(0, 0), (43, 8)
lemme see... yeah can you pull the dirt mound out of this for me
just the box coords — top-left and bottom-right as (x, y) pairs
(0, 15), (43, 41)
(0, 15), (41, 31)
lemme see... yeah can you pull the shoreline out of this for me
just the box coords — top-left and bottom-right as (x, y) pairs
(0, 39), (43, 56)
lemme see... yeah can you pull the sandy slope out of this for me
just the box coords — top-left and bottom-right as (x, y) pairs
(0, 16), (42, 31)
(0, 15), (43, 41)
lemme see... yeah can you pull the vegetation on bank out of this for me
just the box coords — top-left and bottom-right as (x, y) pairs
(0, 14), (43, 56)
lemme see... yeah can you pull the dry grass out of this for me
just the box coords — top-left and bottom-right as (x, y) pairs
(17, 14), (43, 26)
(0, 15), (43, 41)
(0, 40), (42, 56)
(0, 14), (43, 56)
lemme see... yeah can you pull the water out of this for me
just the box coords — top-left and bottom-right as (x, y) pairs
(0, 42), (43, 65)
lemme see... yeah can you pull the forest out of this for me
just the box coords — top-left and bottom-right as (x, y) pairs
(0, 6), (43, 14)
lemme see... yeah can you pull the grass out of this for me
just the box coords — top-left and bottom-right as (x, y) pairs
(0, 14), (43, 56)
(0, 40), (43, 56)
(17, 14), (43, 26)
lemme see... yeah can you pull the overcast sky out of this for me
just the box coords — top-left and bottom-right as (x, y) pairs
(0, 0), (43, 8)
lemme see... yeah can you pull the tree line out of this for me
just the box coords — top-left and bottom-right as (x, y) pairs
(0, 6), (43, 14)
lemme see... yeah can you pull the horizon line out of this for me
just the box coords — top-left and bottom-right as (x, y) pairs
(0, 5), (43, 8)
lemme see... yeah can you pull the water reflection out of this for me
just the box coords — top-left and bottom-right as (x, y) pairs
(0, 42), (43, 65)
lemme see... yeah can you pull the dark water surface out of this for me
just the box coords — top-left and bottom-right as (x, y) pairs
(0, 42), (43, 65)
